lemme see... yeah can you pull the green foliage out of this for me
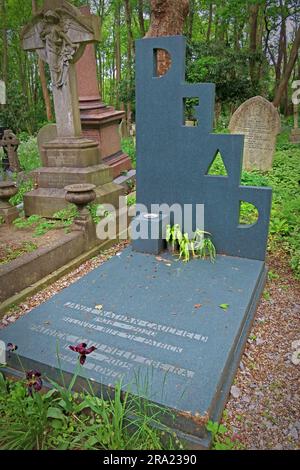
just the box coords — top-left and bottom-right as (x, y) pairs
(0, 241), (37, 265)
(9, 179), (34, 206)
(266, 135), (300, 279)
(239, 202), (259, 225)
(122, 138), (136, 168)
(53, 204), (79, 227)
(17, 136), (41, 172)
(0, 370), (179, 451)
(166, 225), (216, 263)
(186, 42), (258, 106)
(13, 203), (111, 237)
(206, 420), (243, 450)
(126, 193), (136, 207)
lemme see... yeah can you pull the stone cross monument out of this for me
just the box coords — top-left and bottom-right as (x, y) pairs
(22, 0), (100, 138)
(290, 104), (300, 143)
(21, 0), (123, 217)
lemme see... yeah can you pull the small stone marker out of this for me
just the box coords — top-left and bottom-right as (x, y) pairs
(229, 96), (281, 171)
(0, 80), (5, 105)
(37, 123), (58, 165)
(290, 104), (300, 143)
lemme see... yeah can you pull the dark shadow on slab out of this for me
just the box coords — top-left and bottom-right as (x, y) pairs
(0, 247), (266, 449)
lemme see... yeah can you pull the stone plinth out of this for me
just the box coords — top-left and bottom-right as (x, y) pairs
(290, 104), (300, 143)
(75, 6), (132, 178)
(290, 129), (300, 143)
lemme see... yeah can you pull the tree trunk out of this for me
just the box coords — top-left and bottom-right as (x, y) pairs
(137, 0), (146, 36)
(273, 27), (300, 108)
(187, 0), (195, 41)
(146, 0), (190, 76)
(0, 0), (8, 83)
(249, 3), (260, 90)
(32, 0), (52, 121)
(115, 0), (121, 109)
(207, 2), (213, 42)
(124, 0), (134, 135)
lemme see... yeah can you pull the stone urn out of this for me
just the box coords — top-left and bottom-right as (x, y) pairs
(64, 183), (96, 219)
(0, 180), (19, 224)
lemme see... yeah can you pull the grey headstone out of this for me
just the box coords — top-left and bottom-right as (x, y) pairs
(229, 96), (281, 171)
(0, 80), (5, 105)
(37, 123), (58, 154)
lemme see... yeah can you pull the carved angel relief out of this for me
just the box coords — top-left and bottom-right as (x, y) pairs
(40, 10), (79, 88)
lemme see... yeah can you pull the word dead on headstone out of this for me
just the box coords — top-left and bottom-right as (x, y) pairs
(0, 80), (5, 105)
(229, 96), (281, 171)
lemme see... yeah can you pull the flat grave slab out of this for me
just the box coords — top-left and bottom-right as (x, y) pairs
(0, 248), (266, 449)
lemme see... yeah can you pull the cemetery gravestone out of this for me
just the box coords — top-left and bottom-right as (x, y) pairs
(37, 123), (58, 166)
(229, 96), (281, 171)
(290, 104), (300, 143)
(0, 80), (5, 105)
(1, 36), (271, 449)
(22, 0), (123, 217)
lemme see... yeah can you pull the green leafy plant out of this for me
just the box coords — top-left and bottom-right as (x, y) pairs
(126, 193), (136, 207)
(193, 229), (216, 262)
(0, 350), (181, 451)
(9, 179), (34, 206)
(166, 224), (182, 252)
(17, 136), (41, 172)
(122, 138), (136, 168)
(166, 225), (216, 263)
(206, 420), (243, 450)
(0, 241), (37, 265)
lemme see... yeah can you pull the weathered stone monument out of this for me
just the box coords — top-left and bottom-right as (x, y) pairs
(75, 6), (132, 179)
(290, 104), (300, 143)
(0, 130), (20, 173)
(22, 0), (123, 217)
(229, 96), (281, 171)
(0, 80), (5, 105)
(1, 37), (272, 449)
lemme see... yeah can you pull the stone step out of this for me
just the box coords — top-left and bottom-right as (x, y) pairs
(42, 138), (101, 168)
(24, 182), (125, 219)
(31, 164), (113, 189)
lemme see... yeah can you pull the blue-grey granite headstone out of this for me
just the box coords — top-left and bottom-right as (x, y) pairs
(135, 36), (272, 261)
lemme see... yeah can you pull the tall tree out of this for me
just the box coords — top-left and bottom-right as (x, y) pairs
(137, 0), (146, 36)
(0, 0), (8, 83)
(146, 0), (190, 76)
(32, 0), (52, 121)
(124, 0), (134, 134)
(249, 2), (260, 90)
(115, 0), (121, 109)
(207, 1), (213, 42)
(273, 26), (300, 108)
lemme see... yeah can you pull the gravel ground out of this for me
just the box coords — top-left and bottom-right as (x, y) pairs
(222, 249), (300, 450)
(0, 242), (299, 450)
